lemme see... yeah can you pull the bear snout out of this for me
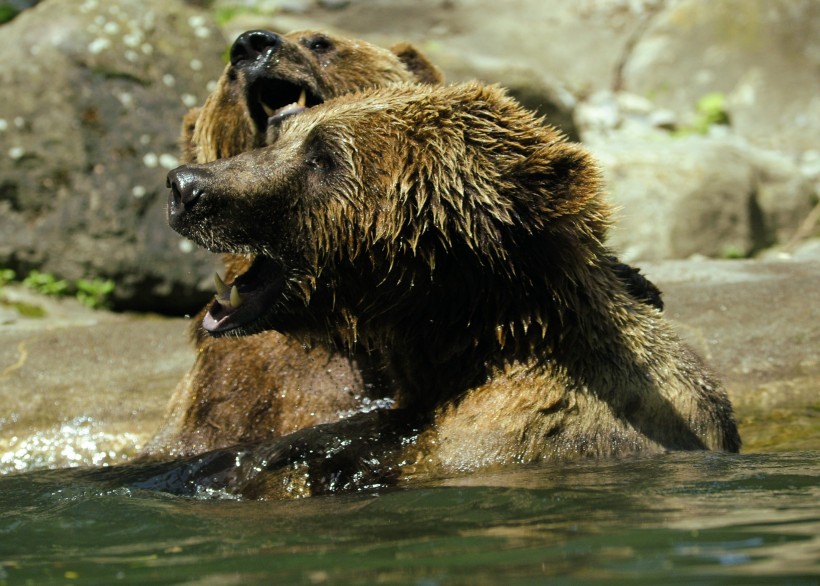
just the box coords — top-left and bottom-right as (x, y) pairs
(230, 30), (281, 67)
(167, 166), (208, 231)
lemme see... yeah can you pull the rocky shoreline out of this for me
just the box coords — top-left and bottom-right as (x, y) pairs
(1, 240), (818, 473)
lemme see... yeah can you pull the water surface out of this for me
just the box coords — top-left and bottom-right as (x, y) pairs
(1, 451), (818, 585)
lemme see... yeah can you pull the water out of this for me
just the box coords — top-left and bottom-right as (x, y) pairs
(1, 451), (818, 585)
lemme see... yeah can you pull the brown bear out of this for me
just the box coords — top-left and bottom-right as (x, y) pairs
(147, 30), (663, 459)
(159, 82), (740, 499)
(143, 30), (444, 457)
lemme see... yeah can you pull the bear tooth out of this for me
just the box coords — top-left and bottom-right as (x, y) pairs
(215, 297), (232, 307)
(214, 272), (229, 296)
(261, 101), (276, 117)
(230, 285), (243, 308)
(297, 89), (307, 107)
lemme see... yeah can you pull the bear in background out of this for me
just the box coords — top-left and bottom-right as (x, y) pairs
(143, 30), (443, 457)
(161, 82), (739, 498)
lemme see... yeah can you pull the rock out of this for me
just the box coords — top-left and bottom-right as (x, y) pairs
(589, 135), (817, 261)
(215, 1), (819, 259)
(1, 0), (817, 301)
(641, 240), (820, 450)
(0, 0), (226, 313)
(0, 285), (194, 473)
(215, 0), (819, 151)
(575, 90), (681, 139)
(622, 0), (820, 153)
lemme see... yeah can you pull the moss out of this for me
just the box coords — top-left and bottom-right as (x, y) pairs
(693, 92), (730, 133)
(4, 300), (46, 318)
(0, 268), (15, 288)
(739, 406), (820, 452)
(214, 4), (269, 27)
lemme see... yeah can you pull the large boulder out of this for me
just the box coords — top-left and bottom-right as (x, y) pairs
(589, 134), (817, 261)
(642, 241), (820, 451)
(622, 0), (820, 153)
(0, 0), (226, 312)
(215, 0), (665, 144)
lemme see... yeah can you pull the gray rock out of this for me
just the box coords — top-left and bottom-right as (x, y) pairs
(642, 241), (820, 453)
(0, 285), (194, 473)
(218, 0), (663, 143)
(0, 0), (226, 312)
(590, 135), (817, 261)
(219, 0), (819, 153)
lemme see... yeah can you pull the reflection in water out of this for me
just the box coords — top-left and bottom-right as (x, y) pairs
(0, 451), (818, 584)
(0, 416), (142, 474)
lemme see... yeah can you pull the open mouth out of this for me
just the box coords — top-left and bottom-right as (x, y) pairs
(203, 255), (285, 334)
(248, 78), (322, 134)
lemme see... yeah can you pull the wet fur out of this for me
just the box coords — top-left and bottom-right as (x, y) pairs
(162, 83), (740, 496)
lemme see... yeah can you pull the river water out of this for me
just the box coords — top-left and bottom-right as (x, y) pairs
(1, 449), (818, 585)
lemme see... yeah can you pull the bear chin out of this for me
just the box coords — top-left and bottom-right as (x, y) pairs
(203, 255), (285, 335)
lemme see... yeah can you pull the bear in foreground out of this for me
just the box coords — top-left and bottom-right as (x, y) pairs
(161, 82), (740, 498)
(143, 30), (444, 457)
(146, 29), (662, 459)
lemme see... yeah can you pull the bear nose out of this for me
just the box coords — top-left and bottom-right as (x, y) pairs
(230, 30), (281, 66)
(167, 166), (207, 228)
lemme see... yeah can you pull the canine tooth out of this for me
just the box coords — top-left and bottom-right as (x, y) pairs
(215, 297), (232, 307)
(261, 101), (276, 117)
(230, 285), (243, 308)
(214, 272), (229, 295)
(297, 89), (307, 107)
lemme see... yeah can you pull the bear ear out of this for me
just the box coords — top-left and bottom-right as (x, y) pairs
(390, 42), (444, 85)
(179, 107), (201, 164)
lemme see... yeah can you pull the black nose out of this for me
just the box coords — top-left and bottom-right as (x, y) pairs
(230, 30), (281, 66)
(167, 166), (207, 229)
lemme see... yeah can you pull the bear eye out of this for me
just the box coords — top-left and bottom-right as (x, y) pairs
(306, 154), (332, 172)
(305, 36), (333, 54)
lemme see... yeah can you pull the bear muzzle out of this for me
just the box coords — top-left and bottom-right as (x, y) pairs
(228, 31), (323, 137)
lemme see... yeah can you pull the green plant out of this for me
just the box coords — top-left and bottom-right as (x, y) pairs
(23, 270), (70, 296)
(17, 270), (115, 309)
(722, 245), (746, 259)
(75, 278), (115, 309)
(0, 7), (18, 25)
(214, 4), (267, 27)
(692, 92), (730, 134)
(670, 92), (731, 138)
(0, 268), (15, 287)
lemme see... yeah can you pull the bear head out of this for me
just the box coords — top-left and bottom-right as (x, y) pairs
(182, 29), (443, 164)
(168, 82), (611, 367)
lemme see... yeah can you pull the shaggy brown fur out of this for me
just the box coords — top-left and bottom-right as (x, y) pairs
(163, 82), (740, 497)
(143, 30), (442, 457)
